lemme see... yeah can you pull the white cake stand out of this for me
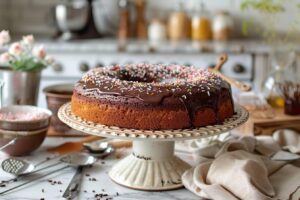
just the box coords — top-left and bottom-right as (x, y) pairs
(58, 103), (249, 191)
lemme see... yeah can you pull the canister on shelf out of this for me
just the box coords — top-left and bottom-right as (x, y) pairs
(167, 3), (190, 41)
(134, 0), (147, 39)
(118, 0), (131, 40)
(212, 10), (234, 41)
(191, 1), (212, 41)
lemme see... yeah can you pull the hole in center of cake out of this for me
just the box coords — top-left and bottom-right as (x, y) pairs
(117, 72), (156, 83)
(119, 76), (155, 83)
(115, 68), (183, 84)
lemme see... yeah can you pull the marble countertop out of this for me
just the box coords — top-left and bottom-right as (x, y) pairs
(0, 137), (199, 200)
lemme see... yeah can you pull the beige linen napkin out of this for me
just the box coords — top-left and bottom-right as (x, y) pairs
(273, 129), (300, 154)
(182, 130), (300, 200)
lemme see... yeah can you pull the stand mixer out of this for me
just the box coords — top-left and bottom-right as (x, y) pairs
(54, 0), (100, 40)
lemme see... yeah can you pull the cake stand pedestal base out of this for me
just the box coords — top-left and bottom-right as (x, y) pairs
(58, 103), (249, 191)
(109, 140), (190, 191)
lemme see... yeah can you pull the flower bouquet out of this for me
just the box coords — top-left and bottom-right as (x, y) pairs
(0, 30), (55, 106)
(0, 30), (54, 71)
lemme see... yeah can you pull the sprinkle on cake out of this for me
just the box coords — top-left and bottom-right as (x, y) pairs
(81, 63), (223, 99)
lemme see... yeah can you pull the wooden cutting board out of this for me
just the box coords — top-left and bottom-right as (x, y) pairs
(235, 108), (300, 136)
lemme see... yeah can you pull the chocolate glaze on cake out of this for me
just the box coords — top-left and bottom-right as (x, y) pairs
(72, 63), (234, 130)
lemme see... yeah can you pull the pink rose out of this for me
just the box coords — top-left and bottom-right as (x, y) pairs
(0, 52), (10, 62)
(33, 45), (46, 59)
(0, 30), (10, 46)
(9, 42), (22, 55)
(22, 35), (34, 45)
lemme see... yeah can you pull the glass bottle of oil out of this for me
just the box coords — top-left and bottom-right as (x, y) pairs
(262, 50), (296, 108)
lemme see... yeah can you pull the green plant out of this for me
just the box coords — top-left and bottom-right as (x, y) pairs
(240, 0), (300, 44)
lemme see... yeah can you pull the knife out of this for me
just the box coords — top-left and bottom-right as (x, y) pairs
(63, 166), (83, 199)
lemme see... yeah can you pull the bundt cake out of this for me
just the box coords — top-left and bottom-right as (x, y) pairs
(71, 63), (234, 130)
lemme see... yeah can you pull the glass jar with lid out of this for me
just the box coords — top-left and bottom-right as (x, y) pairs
(262, 49), (296, 108)
(191, 1), (212, 41)
(212, 10), (234, 41)
(167, 2), (190, 41)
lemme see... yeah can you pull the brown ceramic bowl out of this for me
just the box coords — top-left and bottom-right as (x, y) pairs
(0, 105), (52, 131)
(0, 105), (52, 156)
(0, 128), (48, 156)
(43, 84), (74, 132)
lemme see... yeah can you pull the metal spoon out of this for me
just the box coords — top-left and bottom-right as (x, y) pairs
(1, 151), (98, 177)
(0, 157), (65, 187)
(1, 157), (34, 176)
(87, 145), (115, 158)
(60, 152), (97, 166)
(1, 143), (113, 185)
(62, 144), (115, 199)
(0, 138), (17, 152)
(83, 140), (115, 158)
(0, 152), (96, 195)
(83, 140), (113, 152)
(0, 146), (114, 189)
(2, 156), (62, 177)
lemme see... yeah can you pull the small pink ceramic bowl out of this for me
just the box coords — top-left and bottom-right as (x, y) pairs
(0, 105), (52, 156)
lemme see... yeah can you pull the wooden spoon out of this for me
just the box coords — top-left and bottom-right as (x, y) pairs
(111, 140), (132, 149)
(208, 54), (252, 92)
(47, 136), (103, 155)
(216, 73), (252, 92)
(47, 136), (132, 155)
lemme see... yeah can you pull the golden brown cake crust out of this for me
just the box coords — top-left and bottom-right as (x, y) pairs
(71, 64), (234, 130)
